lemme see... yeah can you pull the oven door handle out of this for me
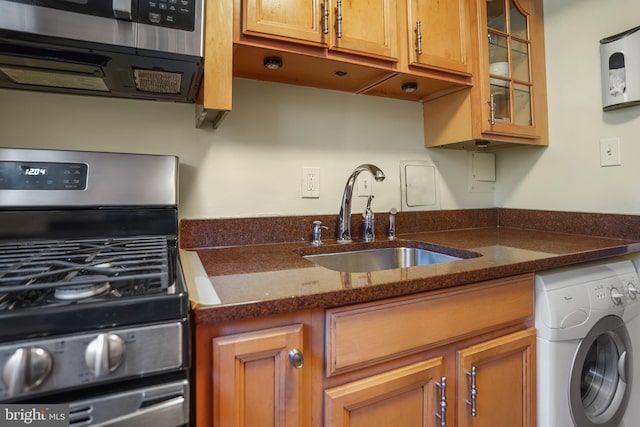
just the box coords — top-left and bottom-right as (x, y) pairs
(92, 396), (187, 427)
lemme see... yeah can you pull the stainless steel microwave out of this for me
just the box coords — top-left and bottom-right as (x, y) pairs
(0, 0), (204, 103)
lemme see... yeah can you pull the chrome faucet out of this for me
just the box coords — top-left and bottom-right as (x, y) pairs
(337, 164), (385, 243)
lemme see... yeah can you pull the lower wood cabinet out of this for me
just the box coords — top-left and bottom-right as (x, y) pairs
(457, 328), (536, 427)
(324, 357), (445, 427)
(211, 324), (310, 427)
(196, 274), (535, 426)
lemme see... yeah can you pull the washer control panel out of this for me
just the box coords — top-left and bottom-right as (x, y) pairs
(535, 257), (640, 339)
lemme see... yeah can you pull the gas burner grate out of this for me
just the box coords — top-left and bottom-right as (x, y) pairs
(0, 236), (171, 310)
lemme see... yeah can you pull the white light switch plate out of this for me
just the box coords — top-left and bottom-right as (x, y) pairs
(600, 138), (621, 167)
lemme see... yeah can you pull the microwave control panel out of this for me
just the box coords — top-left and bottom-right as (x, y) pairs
(140, 0), (196, 31)
(4, 0), (196, 32)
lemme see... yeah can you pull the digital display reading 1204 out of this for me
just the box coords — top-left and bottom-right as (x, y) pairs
(22, 166), (48, 176)
(0, 161), (87, 190)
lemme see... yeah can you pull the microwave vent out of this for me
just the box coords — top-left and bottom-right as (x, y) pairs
(133, 69), (182, 94)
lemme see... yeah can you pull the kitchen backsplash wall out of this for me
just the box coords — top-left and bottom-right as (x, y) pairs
(1, 79), (493, 219)
(3, 0), (638, 219)
(497, 0), (640, 214)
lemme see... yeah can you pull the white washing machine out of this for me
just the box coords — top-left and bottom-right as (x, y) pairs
(621, 254), (640, 426)
(536, 257), (640, 427)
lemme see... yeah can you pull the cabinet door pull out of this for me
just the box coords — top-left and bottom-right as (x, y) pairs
(465, 365), (478, 416)
(415, 21), (423, 55)
(436, 376), (447, 427)
(288, 349), (304, 369)
(489, 94), (496, 126)
(322, 0), (329, 34)
(336, 0), (342, 38)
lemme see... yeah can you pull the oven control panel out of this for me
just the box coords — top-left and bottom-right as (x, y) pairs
(0, 161), (88, 190)
(0, 320), (186, 400)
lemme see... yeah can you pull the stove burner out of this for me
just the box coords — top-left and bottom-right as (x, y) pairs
(0, 236), (171, 310)
(54, 262), (114, 301)
(54, 279), (111, 301)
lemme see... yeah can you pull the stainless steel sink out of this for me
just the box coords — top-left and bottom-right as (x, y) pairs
(303, 247), (462, 272)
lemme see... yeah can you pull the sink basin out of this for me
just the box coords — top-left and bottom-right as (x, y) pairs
(303, 246), (463, 273)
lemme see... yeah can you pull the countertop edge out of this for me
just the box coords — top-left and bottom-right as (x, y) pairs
(188, 241), (640, 325)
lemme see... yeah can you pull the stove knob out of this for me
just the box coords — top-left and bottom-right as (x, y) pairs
(628, 282), (639, 300)
(85, 333), (125, 377)
(2, 347), (52, 396)
(610, 287), (625, 306)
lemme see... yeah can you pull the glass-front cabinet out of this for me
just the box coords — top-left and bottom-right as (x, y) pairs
(480, 0), (546, 142)
(422, 0), (547, 149)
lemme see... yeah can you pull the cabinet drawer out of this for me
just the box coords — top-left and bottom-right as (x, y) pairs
(325, 274), (533, 376)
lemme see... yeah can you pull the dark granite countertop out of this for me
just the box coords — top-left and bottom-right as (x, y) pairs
(180, 210), (640, 325)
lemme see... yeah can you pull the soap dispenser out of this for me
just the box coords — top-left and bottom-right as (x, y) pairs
(362, 195), (375, 242)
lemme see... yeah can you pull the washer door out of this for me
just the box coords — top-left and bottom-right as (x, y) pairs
(570, 315), (632, 427)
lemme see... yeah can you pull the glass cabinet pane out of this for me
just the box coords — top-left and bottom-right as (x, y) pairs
(513, 83), (531, 126)
(488, 32), (508, 65)
(511, 39), (530, 82)
(486, 0), (505, 32)
(485, 0), (533, 129)
(491, 84), (511, 123)
(510, 0), (528, 39)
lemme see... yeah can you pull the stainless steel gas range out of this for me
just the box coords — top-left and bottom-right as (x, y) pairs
(0, 148), (190, 427)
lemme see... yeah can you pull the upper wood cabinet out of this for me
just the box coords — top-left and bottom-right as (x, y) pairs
(242, 0), (324, 45)
(196, 0), (233, 128)
(423, 0), (548, 150)
(240, 0), (398, 61)
(329, 0), (398, 61)
(406, 0), (471, 75)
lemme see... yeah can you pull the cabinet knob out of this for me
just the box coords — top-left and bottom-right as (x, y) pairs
(288, 349), (304, 369)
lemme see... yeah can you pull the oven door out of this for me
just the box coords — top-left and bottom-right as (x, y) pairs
(16, 373), (190, 427)
(68, 378), (189, 427)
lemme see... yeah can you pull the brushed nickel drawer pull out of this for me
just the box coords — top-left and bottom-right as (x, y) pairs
(465, 366), (478, 417)
(336, 0), (342, 38)
(416, 21), (423, 55)
(436, 376), (447, 426)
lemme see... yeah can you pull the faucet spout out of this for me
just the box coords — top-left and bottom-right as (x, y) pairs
(337, 164), (385, 243)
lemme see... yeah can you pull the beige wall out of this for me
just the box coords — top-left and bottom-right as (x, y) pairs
(1, 79), (493, 219)
(497, 0), (640, 214)
(3, 0), (637, 218)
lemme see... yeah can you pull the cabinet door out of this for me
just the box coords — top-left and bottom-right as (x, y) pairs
(212, 324), (309, 427)
(243, 0), (324, 45)
(329, 0), (398, 61)
(325, 357), (446, 427)
(456, 328), (536, 427)
(407, 0), (470, 74)
(479, 0), (547, 141)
